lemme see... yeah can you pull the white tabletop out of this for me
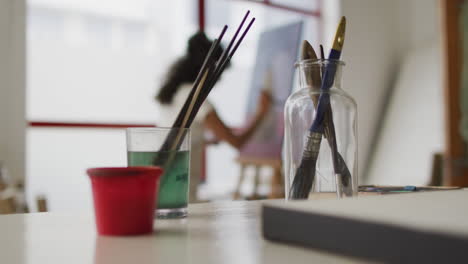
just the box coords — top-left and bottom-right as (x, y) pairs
(0, 200), (366, 264)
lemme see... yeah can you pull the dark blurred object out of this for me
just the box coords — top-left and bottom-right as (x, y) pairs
(429, 152), (444, 186)
(36, 195), (48, 213)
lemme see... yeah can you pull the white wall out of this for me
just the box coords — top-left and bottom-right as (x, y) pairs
(0, 0), (26, 183)
(395, 0), (441, 53)
(0, 0), (8, 160)
(335, 0), (401, 181)
(366, 0), (443, 185)
(334, 0), (443, 184)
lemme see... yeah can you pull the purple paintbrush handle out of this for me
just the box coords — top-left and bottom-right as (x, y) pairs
(309, 49), (341, 132)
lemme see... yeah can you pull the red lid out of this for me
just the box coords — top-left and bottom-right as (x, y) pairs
(87, 166), (163, 178)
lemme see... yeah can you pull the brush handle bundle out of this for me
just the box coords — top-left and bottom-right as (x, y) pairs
(156, 11), (255, 154)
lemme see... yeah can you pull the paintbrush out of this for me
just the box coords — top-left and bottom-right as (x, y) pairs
(157, 11), (253, 154)
(301, 41), (353, 197)
(287, 40), (321, 199)
(313, 17), (352, 196)
(300, 40), (321, 99)
(289, 17), (348, 199)
(153, 11), (255, 174)
(318, 50), (353, 197)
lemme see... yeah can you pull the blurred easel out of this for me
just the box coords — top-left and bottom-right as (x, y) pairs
(441, 0), (468, 186)
(0, 181), (48, 214)
(233, 156), (284, 200)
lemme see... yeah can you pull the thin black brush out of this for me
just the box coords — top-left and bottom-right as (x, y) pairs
(184, 17), (256, 137)
(177, 14), (254, 132)
(157, 27), (228, 153)
(171, 37), (223, 129)
(289, 40), (321, 199)
(178, 11), (252, 132)
(153, 11), (254, 194)
(320, 44), (325, 61)
(170, 70), (211, 151)
(155, 11), (254, 158)
(214, 11), (250, 71)
(157, 70), (212, 174)
(318, 45), (352, 195)
(171, 26), (228, 129)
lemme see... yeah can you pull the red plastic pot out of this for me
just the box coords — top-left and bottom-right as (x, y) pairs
(87, 166), (163, 236)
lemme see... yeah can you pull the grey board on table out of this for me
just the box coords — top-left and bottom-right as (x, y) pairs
(263, 189), (468, 263)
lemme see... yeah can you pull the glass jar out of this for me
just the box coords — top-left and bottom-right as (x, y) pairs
(283, 59), (357, 199)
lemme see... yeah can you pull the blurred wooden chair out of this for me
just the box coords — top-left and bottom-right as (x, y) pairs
(233, 156), (284, 200)
(0, 197), (16, 214)
(0, 180), (48, 214)
(0, 180), (15, 214)
(0, 162), (47, 213)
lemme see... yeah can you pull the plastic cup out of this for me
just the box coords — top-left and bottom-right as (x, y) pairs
(126, 127), (191, 219)
(87, 166), (163, 236)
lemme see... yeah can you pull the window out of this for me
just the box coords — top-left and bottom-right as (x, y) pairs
(26, 0), (198, 211)
(26, 0), (322, 210)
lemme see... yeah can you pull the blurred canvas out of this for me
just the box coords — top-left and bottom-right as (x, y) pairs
(240, 21), (303, 159)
